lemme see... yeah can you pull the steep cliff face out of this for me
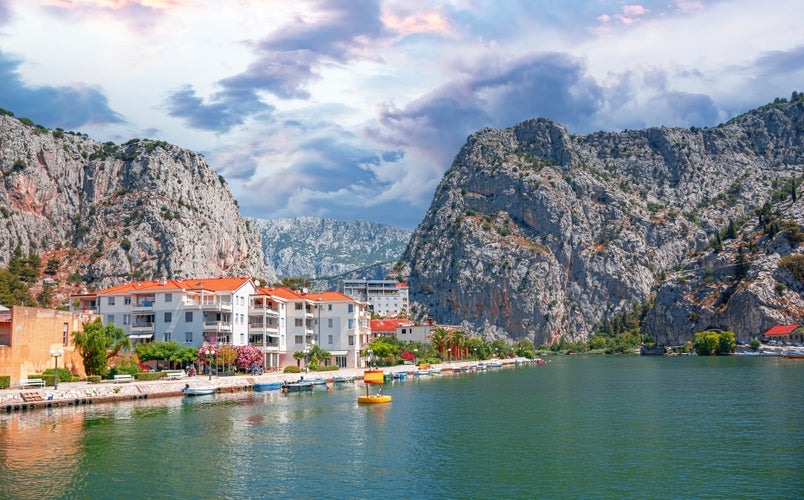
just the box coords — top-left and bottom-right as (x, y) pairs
(0, 115), (264, 293)
(250, 216), (410, 282)
(646, 197), (804, 344)
(404, 100), (804, 345)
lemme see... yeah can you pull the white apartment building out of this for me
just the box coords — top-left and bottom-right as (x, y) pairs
(341, 279), (409, 317)
(71, 277), (256, 349)
(304, 292), (371, 369)
(71, 279), (371, 370)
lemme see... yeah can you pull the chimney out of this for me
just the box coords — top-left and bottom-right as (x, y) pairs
(160, 276), (167, 285)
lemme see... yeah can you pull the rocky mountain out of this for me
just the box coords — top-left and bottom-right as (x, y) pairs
(0, 111), (263, 299)
(249, 216), (411, 284)
(403, 96), (804, 346)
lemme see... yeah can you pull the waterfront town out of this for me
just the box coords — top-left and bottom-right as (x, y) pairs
(0, 277), (440, 387)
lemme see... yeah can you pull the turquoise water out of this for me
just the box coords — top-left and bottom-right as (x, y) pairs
(1, 356), (802, 499)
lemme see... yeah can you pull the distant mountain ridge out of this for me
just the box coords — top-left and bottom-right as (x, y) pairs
(248, 216), (411, 284)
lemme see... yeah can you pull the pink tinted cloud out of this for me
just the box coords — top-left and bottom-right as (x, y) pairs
(622, 5), (648, 16)
(43, 0), (188, 10)
(381, 9), (451, 36)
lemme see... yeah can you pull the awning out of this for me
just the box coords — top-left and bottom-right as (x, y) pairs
(329, 350), (348, 356)
(128, 334), (154, 339)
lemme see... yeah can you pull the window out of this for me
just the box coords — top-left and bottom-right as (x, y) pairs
(185, 311), (193, 322)
(348, 319), (354, 329)
(164, 331), (172, 342)
(124, 297), (131, 305)
(295, 303), (303, 310)
(348, 304), (354, 313)
(123, 314), (129, 325)
(348, 335), (354, 346)
(295, 318), (303, 327)
(63, 323), (68, 346)
(335, 356), (347, 368)
(164, 312), (172, 323)
(185, 332), (193, 344)
(328, 318), (333, 328)
(106, 315), (115, 324)
(327, 304), (332, 311)
(328, 335), (333, 344)
(108, 297), (115, 306)
(294, 335), (304, 344)
(165, 293), (172, 303)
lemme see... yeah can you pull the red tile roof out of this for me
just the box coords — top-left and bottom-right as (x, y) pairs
(255, 287), (306, 300)
(94, 277), (252, 295)
(763, 324), (799, 336)
(304, 291), (354, 302)
(370, 319), (413, 331)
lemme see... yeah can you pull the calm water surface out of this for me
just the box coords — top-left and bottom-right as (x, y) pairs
(1, 356), (802, 499)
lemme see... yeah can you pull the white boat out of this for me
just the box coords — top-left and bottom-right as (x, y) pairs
(182, 386), (216, 396)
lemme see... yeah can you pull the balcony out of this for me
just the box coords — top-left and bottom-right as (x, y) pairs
(249, 305), (279, 316)
(131, 322), (155, 333)
(203, 321), (233, 332)
(132, 301), (155, 312)
(201, 298), (233, 312)
(249, 323), (279, 334)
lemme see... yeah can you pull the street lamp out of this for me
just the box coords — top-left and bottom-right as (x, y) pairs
(367, 349), (374, 368)
(473, 347), (477, 361)
(447, 348), (451, 363)
(49, 349), (63, 390)
(205, 346), (216, 380)
(413, 348), (418, 366)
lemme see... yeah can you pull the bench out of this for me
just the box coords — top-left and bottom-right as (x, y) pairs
(113, 374), (134, 383)
(165, 371), (183, 379)
(21, 378), (45, 388)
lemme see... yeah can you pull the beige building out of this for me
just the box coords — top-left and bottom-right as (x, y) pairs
(0, 306), (92, 386)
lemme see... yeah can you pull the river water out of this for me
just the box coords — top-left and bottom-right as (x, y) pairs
(1, 356), (802, 499)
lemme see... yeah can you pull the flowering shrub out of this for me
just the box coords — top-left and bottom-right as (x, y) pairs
(197, 344), (264, 372)
(235, 345), (263, 370)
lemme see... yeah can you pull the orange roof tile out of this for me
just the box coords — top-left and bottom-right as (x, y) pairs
(304, 291), (354, 302)
(763, 324), (799, 336)
(94, 277), (252, 295)
(370, 319), (413, 331)
(256, 287), (306, 300)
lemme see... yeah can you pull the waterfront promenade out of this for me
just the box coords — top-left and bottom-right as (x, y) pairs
(1, 359), (521, 412)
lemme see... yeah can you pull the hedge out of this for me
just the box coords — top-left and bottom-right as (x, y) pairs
(86, 375), (101, 383)
(135, 372), (164, 381)
(0, 376), (9, 389)
(283, 366), (301, 373)
(311, 365), (339, 372)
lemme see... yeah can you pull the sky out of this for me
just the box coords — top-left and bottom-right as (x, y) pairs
(0, 1), (802, 230)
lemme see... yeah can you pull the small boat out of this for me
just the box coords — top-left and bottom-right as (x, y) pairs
(783, 351), (804, 359)
(391, 371), (407, 379)
(254, 382), (281, 391)
(182, 386), (216, 396)
(283, 380), (313, 392)
(487, 361), (503, 368)
(535, 358), (546, 365)
(308, 377), (328, 385)
(332, 375), (355, 383)
(359, 369), (391, 404)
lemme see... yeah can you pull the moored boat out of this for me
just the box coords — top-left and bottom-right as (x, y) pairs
(254, 382), (281, 391)
(332, 375), (354, 383)
(783, 351), (804, 359)
(182, 385), (216, 396)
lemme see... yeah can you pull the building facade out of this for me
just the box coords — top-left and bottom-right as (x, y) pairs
(341, 279), (408, 317)
(0, 306), (91, 385)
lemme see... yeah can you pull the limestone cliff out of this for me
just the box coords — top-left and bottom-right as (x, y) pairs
(0, 113), (263, 297)
(404, 98), (804, 345)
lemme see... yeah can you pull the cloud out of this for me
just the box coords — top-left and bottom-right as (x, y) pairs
(167, 0), (389, 132)
(166, 85), (273, 132)
(0, 2), (11, 25)
(0, 51), (123, 128)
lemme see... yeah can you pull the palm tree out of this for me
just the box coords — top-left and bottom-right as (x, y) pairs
(293, 351), (305, 368)
(450, 330), (468, 359)
(428, 327), (449, 359)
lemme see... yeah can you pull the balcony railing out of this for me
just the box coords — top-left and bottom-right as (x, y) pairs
(131, 322), (155, 333)
(248, 305), (280, 316)
(202, 321), (233, 332)
(201, 299), (233, 311)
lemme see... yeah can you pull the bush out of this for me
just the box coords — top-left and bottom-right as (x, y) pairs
(0, 376), (9, 389)
(43, 367), (73, 382)
(750, 338), (761, 351)
(38, 374), (56, 386)
(312, 365), (339, 372)
(86, 375), (101, 383)
(136, 372), (164, 381)
(283, 366), (301, 373)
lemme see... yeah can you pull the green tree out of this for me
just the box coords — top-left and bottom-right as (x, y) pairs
(306, 344), (331, 368)
(72, 318), (131, 376)
(693, 330), (720, 355)
(749, 338), (761, 351)
(428, 327), (449, 358)
(734, 245), (749, 281)
(717, 330), (736, 354)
